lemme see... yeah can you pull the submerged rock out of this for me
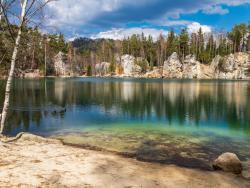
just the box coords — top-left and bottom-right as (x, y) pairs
(213, 152), (242, 174)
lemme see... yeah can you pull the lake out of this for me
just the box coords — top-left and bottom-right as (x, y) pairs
(0, 78), (250, 170)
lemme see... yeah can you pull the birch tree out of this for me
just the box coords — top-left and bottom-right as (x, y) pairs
(0, 0), (53, 134)
(0, 0), (2, 23)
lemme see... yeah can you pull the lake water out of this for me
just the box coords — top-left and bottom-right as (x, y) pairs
(0, 78), (250, 170)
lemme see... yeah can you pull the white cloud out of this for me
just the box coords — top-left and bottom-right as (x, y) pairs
(91, 28), (168, 41)
(203, 5), (229, 15)
(161, 20), (192, 26)
(45, 0), (250, 37)
(46, 0), (151, 27)
(46, 0), (250, 28)
(187, 22), (212, 34)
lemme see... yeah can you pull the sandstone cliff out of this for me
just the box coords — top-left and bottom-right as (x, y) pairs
(162, 52), (250, 79)
(49, 51), (250, 79)
(53, 52), (72, 76)
(95, 62), (111, 76)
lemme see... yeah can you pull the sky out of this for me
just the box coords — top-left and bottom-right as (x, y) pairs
(45, 0), (250, 40)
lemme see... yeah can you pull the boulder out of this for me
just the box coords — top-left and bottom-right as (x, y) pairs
(53, 52), (71, 76)
(95, 62), (111, 76)
(182, 55), (201, 79)
(213, 152), (242, 174)
(120, 55), (142, 76)
(163, 52), (182, 78)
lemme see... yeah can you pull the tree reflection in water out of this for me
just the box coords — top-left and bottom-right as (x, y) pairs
(0, 78), (249, 136)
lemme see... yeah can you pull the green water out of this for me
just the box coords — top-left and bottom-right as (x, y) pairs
(0, 78), (250, 170)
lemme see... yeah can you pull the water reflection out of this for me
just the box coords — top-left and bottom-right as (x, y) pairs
(0, 78), (249, 135)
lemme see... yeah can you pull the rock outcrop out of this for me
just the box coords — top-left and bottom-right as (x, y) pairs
(14, 69), (42, 78)
(144, 67), (162, 78)
(161, 52), (250, 79)
(213, 153), (242, 174)
(163, 52), (182, 78)
(119, 55), (142, 76)
(23, 69), (42, 78)
(182, 55), (201, 79)
(95, 62), (111, 76)
(216, 53), (250, 79)
(53, 52), (71, 76)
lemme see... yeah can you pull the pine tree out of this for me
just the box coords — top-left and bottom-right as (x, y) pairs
(190, 33), (197, 57)
(179, 28), (189, 61)
(218, 34), (228, 56)
(145, 35), (155, 68)
(166, 29), (177, 57)
(228, 24), (248, 52)
(197, 28), (205, 63)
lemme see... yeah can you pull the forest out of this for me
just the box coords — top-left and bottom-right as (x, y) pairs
(0, 19), (250, 76)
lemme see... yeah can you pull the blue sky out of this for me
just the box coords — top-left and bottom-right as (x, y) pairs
(46, 0), (250, 40)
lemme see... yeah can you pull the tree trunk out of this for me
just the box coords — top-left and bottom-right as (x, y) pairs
(0, 0), (27, 134)
(0, 0), (3, 23)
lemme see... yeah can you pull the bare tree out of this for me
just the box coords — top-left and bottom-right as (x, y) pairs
(0, 0), (2, 22)
(0, 0), (54, 134)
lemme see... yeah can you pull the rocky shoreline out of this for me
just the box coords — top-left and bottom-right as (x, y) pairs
(1, 52), (249, 80)
(94, 52), (250, 79)
(0, 133), (250, 187)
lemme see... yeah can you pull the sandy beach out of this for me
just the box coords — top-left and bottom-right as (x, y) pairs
(0, 133), (249, 188)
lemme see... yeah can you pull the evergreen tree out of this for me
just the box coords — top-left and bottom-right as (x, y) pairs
(228, 24), (248, 52)
(190, 33), (198, 57)
(145, 35), (155, 68)
(197, 28), (205, 63)
(166, 29), (177, 57)
(179, 28), (189, 60)
(206, 34), (216, 61)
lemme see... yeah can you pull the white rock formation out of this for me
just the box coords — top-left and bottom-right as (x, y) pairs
(24, 69), (41, 78)
(182, 55), (202, 79)
(217, 53), (250, 79)
(53, 52), (71, 76)
(163, 52), (182, 78)
(120, 55), (142, 76)
(161, 52), (250, 79)
(144, 67), (162, 78)
(95, 62), (111, 76)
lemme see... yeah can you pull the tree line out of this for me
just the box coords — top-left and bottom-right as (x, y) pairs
(73, 23), (250, 72)
(1, 21), (250, 76)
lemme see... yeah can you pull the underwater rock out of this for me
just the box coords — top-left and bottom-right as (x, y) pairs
(213, 152), (242, 174)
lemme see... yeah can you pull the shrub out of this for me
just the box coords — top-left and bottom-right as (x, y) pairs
(135, 59), (148, 73)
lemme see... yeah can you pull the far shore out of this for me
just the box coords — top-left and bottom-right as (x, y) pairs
(1, 75), (250, 81)
(0, 133), (249, 187)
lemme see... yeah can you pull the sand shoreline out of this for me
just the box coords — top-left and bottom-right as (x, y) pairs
(0, 133), (249, 188)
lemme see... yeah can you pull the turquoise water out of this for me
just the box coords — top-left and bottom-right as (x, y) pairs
(0, 78), (250, 169)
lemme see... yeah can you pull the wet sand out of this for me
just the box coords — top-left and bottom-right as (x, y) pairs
(0, 133), (249, 188)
